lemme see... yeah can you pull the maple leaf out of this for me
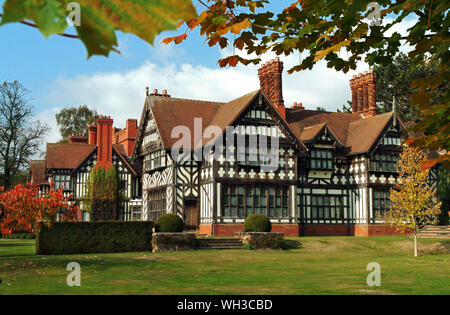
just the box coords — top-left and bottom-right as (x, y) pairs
(0, 0), (197, 57)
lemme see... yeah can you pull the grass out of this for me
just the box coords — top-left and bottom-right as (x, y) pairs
(0, 236), (449, 295)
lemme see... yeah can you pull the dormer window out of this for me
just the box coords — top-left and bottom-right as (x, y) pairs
(310, 150), (333, 170)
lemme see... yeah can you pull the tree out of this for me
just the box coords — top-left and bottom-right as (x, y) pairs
(374, 53), (439, 123)
(384, 146), (441, 256)
(55, 105), (98, 141)
(89, 166), (121, 221)
(437, 168), (450, 225)
(164, 0), (449, 168)
(337, 101), (352, 113)
(0, 81), (49, 190)
(0, 0), (197, 58)
(0, 183), (78, 235)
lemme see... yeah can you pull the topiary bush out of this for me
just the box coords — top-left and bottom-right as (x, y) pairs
(155, 213), (184, 232)
(244, 214), (271, 232)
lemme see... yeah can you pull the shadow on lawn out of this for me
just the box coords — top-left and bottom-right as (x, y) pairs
(283, 239), (302, 250)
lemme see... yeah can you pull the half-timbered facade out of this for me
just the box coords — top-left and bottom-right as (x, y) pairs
(31, 58), (438, 236)
(132, 58), (437, 236)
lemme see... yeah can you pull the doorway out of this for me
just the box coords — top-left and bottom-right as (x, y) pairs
(184, 199), (199, 230)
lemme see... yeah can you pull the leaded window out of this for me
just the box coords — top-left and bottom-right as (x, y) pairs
(310, 150), (333, 170)
(53, 174), (71, 190)
(223, 184), (288, 218)
(373, 189), (391, 218)
(144, 150), (166, 171)
(370, 152), (399, 172)
(148, 189), (166, 213)
(310, 195), (344, 219)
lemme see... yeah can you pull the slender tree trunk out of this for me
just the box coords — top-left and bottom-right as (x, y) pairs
(413, 231), (418, 257)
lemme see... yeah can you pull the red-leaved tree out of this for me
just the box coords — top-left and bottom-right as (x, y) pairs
(0, 183), (78, 235)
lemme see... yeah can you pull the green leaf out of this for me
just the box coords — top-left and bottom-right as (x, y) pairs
(1, 0), (197, 57)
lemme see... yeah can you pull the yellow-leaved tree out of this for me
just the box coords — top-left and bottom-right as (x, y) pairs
(384, 146), (441, 257)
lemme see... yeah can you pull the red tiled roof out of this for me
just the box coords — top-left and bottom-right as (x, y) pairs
(346, 112), (393, 154)
(287, 109), (397, 154)
(287, 109), (362, 144)
(30, 160), (47, 186)
(46, 143), (96, 170)
(149, 91), (259, 149)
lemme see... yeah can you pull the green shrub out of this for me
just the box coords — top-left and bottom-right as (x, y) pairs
(36, 221), (154, 255)
(242, 243), (256, 250)
(155, 214), (184, 232)
(244, 214), (271, 232)
(89, 167), (121, 221)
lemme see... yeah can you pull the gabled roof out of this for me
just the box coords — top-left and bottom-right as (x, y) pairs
(146, 90), (306, 152)
(287, 110), (362, 145)
(113, 144), (141, 176)
(30, 160), (47, 186)
(287, 109), (402, 155)
(46, 143), (97, 170)
(346, 112), (394, 154)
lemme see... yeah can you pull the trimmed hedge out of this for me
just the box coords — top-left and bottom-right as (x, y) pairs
(244, 214), (272, 232)
(155, 213), (184, 232)
(1, 233), (35, 239)
(36, 221), (154, 255)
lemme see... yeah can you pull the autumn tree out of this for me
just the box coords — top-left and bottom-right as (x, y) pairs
(55, 105), (99, 142)
(384, 146), (441, 256)
(0, 81), (49, 189)
(0, 183), (78, 235)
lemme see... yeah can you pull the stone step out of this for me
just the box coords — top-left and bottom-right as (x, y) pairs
(195, 238), (242, 250)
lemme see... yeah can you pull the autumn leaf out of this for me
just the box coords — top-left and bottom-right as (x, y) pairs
(0, 0), (197, 57)
(314, 40), (351, 62)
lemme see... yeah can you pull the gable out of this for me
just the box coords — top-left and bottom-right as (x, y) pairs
(133, 98), (164, 158)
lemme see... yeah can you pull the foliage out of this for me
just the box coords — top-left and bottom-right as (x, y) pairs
(0, 81), (49, 189)
(55, 105), (98, 141)
(0, 182), (78, 235)
(244, 214), (271, 232)
(374, 53), (441, 122)
(0, 0), (197, 58)
(1, 232), (35, 239)
(89, 166), (120, 221)
(155, 213), (184, 232)
(35, 221), (154, 255)
(337, 101), (352, 113)
(384, 146), (442, 256)
(242, 243), (256, 250)
(166, 0), (449, 168)
(437, 168), (450, 225)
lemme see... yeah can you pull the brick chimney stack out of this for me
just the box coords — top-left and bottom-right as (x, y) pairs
(258, 57), (286, 119)
(88, 123), (97, 145)
(96, 116), (113, 169)
(349, 69), (378, 118)
(68, 133), (88, 144)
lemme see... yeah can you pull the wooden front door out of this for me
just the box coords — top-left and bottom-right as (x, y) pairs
(184, 200), (199, 230)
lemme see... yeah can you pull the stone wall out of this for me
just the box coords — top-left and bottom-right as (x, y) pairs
(152, 233), (196, 252)
(235, 232), (285, 249)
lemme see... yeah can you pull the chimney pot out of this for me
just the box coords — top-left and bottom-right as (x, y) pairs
(293, 102), (297, 107)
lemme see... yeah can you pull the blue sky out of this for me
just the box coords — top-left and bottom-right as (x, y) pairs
(0, 1), (416, 143)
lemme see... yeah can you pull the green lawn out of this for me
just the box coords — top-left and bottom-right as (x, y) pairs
(0, 236), (449, 294)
